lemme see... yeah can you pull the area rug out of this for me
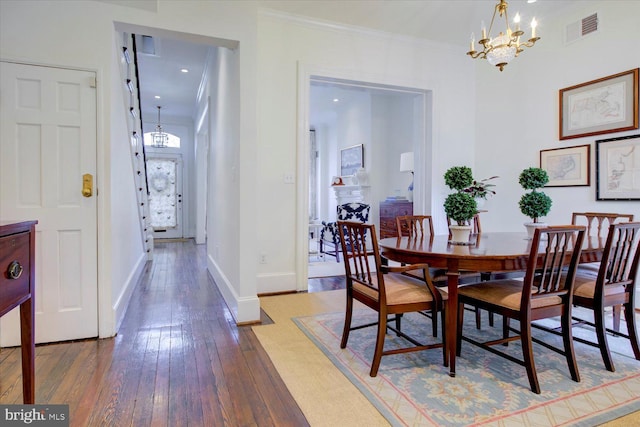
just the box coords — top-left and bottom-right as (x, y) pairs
(293, 308), (640, 426)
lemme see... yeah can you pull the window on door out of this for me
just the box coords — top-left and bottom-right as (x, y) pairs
(148, 158), (179, 229)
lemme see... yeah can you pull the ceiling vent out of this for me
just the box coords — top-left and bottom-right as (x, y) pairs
(136, 35), (157, 56)
(566, 13), (599, 44)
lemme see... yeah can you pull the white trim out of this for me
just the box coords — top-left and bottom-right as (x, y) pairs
(257, 272), (297, 294)
(296, 62), (432, 291)
(207, 253), (260, 324)
(111, 253), (147, 335)
(258, 8), (451, 49)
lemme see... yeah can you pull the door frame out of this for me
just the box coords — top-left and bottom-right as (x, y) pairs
(295, 63), (432, 291)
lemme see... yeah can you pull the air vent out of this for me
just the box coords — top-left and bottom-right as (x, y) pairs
(140, 35), (155, 55)
(566, 12), (599, 43)
(582, 13), (598, 35)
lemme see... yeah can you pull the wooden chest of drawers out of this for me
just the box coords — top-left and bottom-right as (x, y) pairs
(1, 220), (37, 403)
(379, 200), (413, 238)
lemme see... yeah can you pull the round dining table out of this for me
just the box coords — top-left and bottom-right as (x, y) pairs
(379, 231), (603, 377)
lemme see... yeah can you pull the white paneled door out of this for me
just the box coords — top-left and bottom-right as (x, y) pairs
(147, 154), (183, 239)
(0, 62), (98, 345)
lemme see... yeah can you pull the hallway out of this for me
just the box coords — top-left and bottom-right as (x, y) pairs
(0, 240), (308, 426)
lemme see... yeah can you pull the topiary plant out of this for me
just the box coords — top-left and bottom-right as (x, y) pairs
(444, 166), (473, 191)
(444, 166), (477, 225)
(444, 192), (477, 225)
(518, 167), (552, 223)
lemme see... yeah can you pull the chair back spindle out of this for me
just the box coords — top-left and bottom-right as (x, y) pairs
(396, 215), (434, 239)
(597, 223), (640, 291)
(525, 226), (586, 306)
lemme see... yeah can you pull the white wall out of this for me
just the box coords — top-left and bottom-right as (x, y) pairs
(258, 11), (475, 293)
(474, 1), (640, 233)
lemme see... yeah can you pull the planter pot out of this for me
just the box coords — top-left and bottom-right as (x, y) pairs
(449, 225), (472, 245)
(524, 222), (547, 240)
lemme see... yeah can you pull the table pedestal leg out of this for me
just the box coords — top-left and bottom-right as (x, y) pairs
(446, 268), (460, 377)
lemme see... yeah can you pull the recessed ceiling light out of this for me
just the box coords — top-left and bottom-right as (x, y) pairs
(180, 68), (189, 73)
(333, 98), (339, 103)
(527, 0), (537, 3)
(154, 95), (161, 99)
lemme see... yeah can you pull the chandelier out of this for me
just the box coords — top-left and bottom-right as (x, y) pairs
(467, 0), (540, 71)
(151, 106), (169, 148)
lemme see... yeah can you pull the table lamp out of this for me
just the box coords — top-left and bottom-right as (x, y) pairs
(400, 151), (414, 201)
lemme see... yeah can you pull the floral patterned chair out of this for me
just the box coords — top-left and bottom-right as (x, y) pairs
(319, 203), (370, 262)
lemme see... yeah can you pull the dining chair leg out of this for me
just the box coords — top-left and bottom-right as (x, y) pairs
(561, 310), (580, 383)
(456, 303), (464, 357)
(395, 314), (403, 336)
(502, 316), (510, 346)
(594, 304), (615, 371)
(623, 302), (640, 360)
(488, 311), (494, 327)
(370, 312), (387, 377)
(475, 307), (481, 329)
(432, 308), (438, 337)
(520, 322), (540, 394)
(340, 296), (353, 348)
(612, 305), (621, 332)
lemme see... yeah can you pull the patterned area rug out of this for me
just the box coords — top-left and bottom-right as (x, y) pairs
(293, 309), (640, 426)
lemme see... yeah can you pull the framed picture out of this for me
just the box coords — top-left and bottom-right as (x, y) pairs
(340, 144), (363, 176)
(540, 144), (590, 187)
(559, 68), (639, 140)
(596, 134), (640, 200)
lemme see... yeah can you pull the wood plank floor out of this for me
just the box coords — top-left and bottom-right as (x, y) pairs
(0, 240), (341, 426)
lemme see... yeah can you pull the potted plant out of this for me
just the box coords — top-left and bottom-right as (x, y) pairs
(518, 167), (552, 239)
(462, 175), (499, 208)
(444, 166), (478, 244)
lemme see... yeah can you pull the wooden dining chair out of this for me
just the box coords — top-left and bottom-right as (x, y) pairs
(395, 215), (483, 333)
(337, 220), (446, 377)
(456, 225), (586, 394)
(571, 212), (634, 331)
(535, 222), (640, 372)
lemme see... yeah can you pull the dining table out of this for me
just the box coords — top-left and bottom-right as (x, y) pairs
(379, 231), (603, 377)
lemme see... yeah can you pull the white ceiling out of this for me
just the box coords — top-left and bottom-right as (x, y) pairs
(135, 0), (584, 122)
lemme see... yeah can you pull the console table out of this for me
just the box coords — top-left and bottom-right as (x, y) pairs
(1, 220), (37, 404)
(379, 199), (413, 238)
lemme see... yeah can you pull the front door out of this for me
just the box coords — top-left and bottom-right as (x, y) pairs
(0, 61), (98, 345)
(147, 154), (183, 239)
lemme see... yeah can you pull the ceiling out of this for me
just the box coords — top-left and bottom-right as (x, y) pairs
(135, 0), (584, 122)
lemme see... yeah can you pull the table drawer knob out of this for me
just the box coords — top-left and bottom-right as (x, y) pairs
(7, 260), (23, 280)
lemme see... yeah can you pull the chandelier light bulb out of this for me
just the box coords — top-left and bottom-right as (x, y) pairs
(531, 18), (538, 38)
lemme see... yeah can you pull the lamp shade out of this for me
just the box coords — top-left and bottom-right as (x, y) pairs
(400, 152), (414, 172)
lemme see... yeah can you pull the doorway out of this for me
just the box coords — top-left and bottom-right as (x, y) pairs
(302, 75), (430, 286)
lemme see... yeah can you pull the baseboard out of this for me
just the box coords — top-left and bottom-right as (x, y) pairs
(110, 252), (147, 337)
(207, 253), (260, 324)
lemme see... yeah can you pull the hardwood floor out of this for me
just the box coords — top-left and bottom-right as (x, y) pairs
(0, 240), (322, 426)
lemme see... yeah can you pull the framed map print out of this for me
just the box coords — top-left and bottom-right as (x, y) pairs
(540, 144), (590, 187)
(559, 68), (638, 140)
(596, 134), (640, 200)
